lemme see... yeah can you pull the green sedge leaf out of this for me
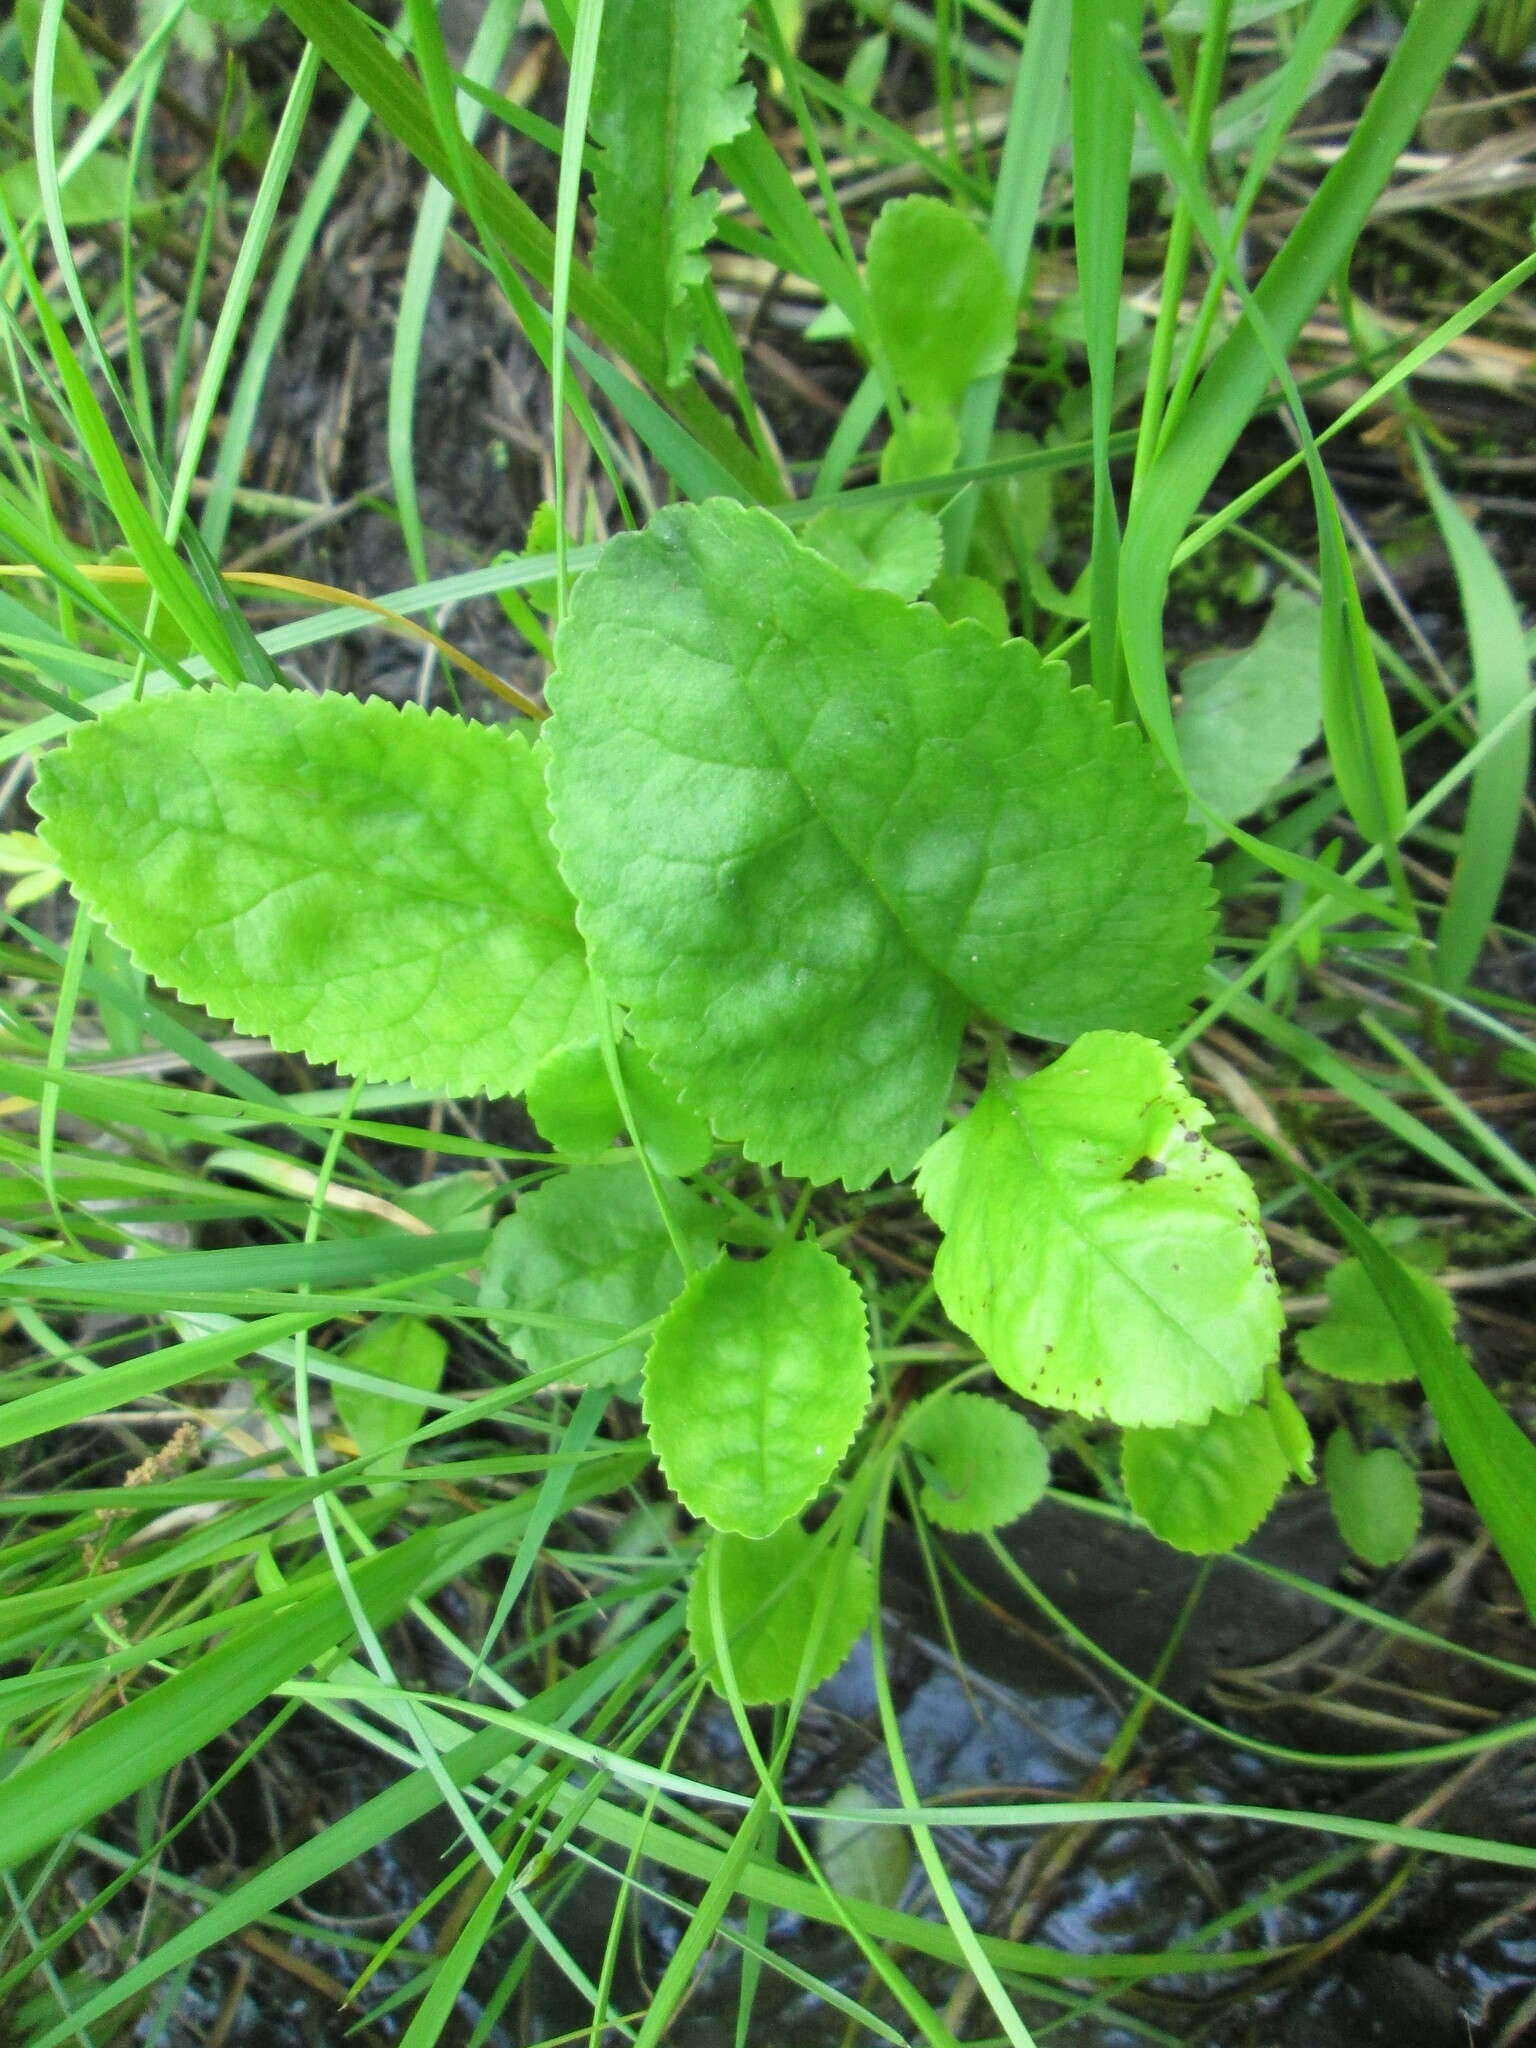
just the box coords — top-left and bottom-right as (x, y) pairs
(905, 1391), (1049, 1533)
(335, 1317), (447, 1483)
(1323, 1430), (1421, 1569)
(1122, 1403), (1289, 1555)
(1297, 1256), (1457, 1386)
(644, 1240), (871, 1538)
(34, 689), (591, 1098)
(547, 502), (1211, 1187)
(1174, 585), (1323, 843)
(589, 0), (753, 383)
(686, 1522), (873, 1703)
(917, 1033), (1283, 1427)
(865, 195), (1015, 414)
(481, 1159), (719, 1388)
(802, 500), (942, 601)
(525, 1033), (713, 1177)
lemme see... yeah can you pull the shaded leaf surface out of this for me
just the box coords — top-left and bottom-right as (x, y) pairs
(335, 1318), (447, 1481)
(481, 1160), (718, 1387)
(1324, 1430), (1421, 1567)
(917, 1033), (1282, 1427)
(1174, 585), (1323, 841)
(687, 1522), (873, 1703)
(1122, 1403), (1289, 1554)
(35, 689), (591, 1098)
(643, 1240), (871, 1537)
(547, 502), (1211, 1186)
(802, 501), (942, 600)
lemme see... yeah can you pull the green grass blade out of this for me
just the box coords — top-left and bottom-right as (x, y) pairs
(1119, 0), (1481, 741)
(1070, 0), (1139, 704)
(1414, 433), (1533, 992)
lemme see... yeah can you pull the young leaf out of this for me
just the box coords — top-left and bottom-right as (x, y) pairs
(525, 1034), (713, 1177)
(917, 1033), (1283, 1428)
(1174, 585), (1324, 842)
(1265, 1362), (1315, 1481)
(588, 0), (754, 384)
(1324, 1429), (1421, 1568)
(334, 1317), (447, 1482)
(865, 196), (1016, 414)
(34, 690), (592, 1098)
(1122, 1403), (1290, 1554)
(905, 1391), (1049, 1533)
(1297, 1256), (1457, 1386)
(643, 1240), (871, 1538)
(547, 501), (1211, 1188)
(802, 500), (942, 601)
(481, 1160), (719, 1388)
(687, 1522), (874, 1704)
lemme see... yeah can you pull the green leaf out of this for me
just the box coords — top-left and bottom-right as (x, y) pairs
(917, 1033), (1283, 1427)
(334, 1317), (447, 1481)
(34, 689), (592, 1099)
(1122, 1402), (1290, 1554)
(18, 0), (101, 110)
(547, 502), (1211, 1187)
(525, 1033), (713, 1176)
(927, 573), (1010, 641)
(905, 1391), (1049, 1533)
(0, 155), (155, 227)
(818, 1783), (911, 1911)
(1174, 585), (1323, 842)
(880, 410), (959, 487)
(865, 196), (1015, 413)
(644, 1240), (871, 1537)
(1297, 1256), (1457, 1386)
(481, 1160), (718, 1388)
(1265, 1361), (1315, 1481)
(802, 500), (942, 600)
(1324, 1430), (1421, 1568)
(686, 1522), (873, 1702)
(589, 0), (754, 383)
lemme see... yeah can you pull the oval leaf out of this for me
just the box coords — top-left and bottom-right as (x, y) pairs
(643, 1240), (871, 1537)
(546, 502), (1211, 1187)
(34, 689), (591, 1098)
(917, 1033), (1283, 1427)
(1122, 1403), (1289, 1555)
(687, 1522), (873, 1703)
(865, 195), (1015, 413)
(481, 1160), (718, 1388)
(335, 1317), (447, 1484)
(905, 1391), (1049, 1533)
(1324, 1430), (1421, 1569)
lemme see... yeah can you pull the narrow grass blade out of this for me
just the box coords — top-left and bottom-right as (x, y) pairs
(1414, 435), (1533, 992)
